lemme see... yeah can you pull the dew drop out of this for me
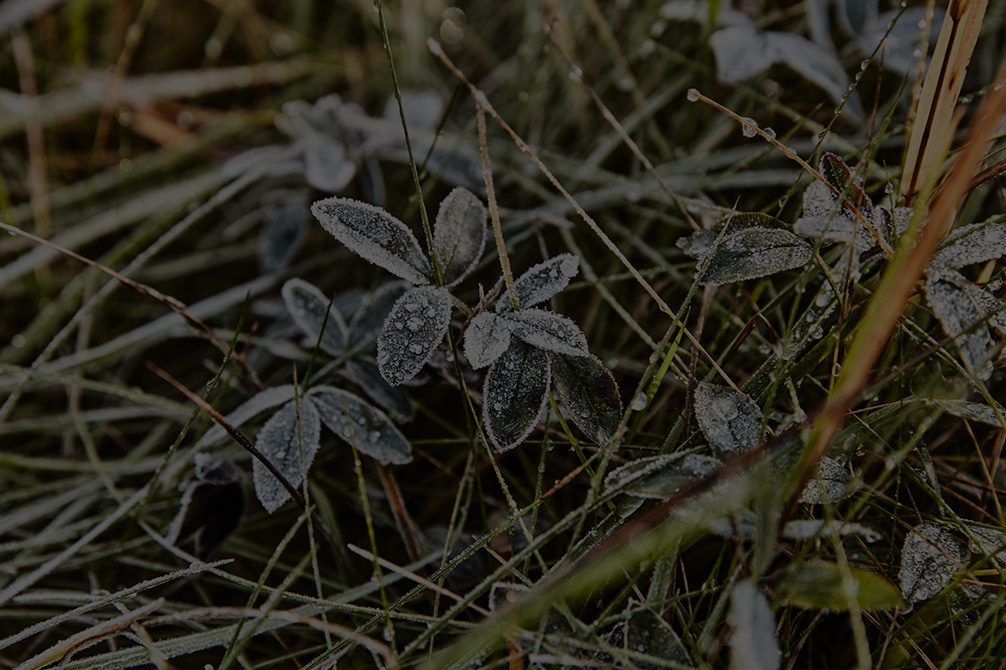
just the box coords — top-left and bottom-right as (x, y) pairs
(631, 392), (648, 411)
(409, 343), (424, 354)
(686, 88), (700, 102)
(711, 396), (738, 421)
(740, 117), (758, 138)
(763, 127), (776, 139)
(369, 430), (381, 442)
(859, 59), (869, 71)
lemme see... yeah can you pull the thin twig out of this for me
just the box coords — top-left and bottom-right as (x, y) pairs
(476, 102), (520, 309)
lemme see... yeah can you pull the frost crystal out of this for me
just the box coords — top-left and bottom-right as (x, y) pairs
(194, 385), (298, 450)
(309, 386), (412, 464)
(700, 228), (812, 285)
(694, 382), (763, 454)
(508, 309), (590, 357)
(498, 253), (580, 312)
(343, 358), (415, 423)
(931, 221), (1006, 271)
(900, 522), (960, 603)
(347, 281), (409, 352)
(377, 285), (452, 385)
(464, 311), (513, 369)
(281, 278), (348, 356)
(311, 197), (433, 285)
(433, 187), (487, 286)
(483, 340), (550, 452)
(923, 276), (995, 380)
(253, 398), (321, 514)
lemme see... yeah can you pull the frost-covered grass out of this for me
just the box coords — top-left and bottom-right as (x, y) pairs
(2, 1), (1006, 669)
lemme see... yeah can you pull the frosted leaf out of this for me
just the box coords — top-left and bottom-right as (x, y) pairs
(890, 206), (914, 237)
(193, 453), (241, 485)
(498, 253), (580, 312)
(488, 582), (529, 614)
(858, 8), (945, 76)
(253, 398), (321, 514)
(923, 276), (995, 380)
(837, 0), (878, 35)
(605, 453), (722, 499)
(311, 197), (432, 285)
(281, 278), (348, 356)
(377, 285), (452, 385)
(926, 399), (1006, 428)
(782, 520), (881, 543)
(768, 32), (862, 117)
(463, 311), (513, 369)
(433, 187), (487, 286)
(347, 281), (409, 352)
(778, 561), (902, 612)
(728, 580), (780, 670)
(383, 89), (444, 131)
(799, 456), (854, 504)
(694, 382), (763, 454)
(304, 137), (356, 193)
(258, 191), (308, 274)
(709, 25), (774, 83)
(308, 386), (412, 464)
(900, 522), (961, 603)
(551, 352), (622, 446)
(344, 358), (415, 423)
(678, 212), (789, 259)
(605, 609), (691, 668)
(931, 221), (1006, 271)
(966, 525), (1006, 565)
(482, 339), (550, 452)
(700, 228), (813, 285)
(194, 385), (297, 449)
(658, 0), (750, 26)
(508, 309), (589, 357)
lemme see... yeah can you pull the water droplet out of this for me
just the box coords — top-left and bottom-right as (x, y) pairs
(917, 19), (927, 28)
(859, 60), (869, 71)
(407, 317), (423, 331)
(409, 343), (424, 354)
(369, 430), (381, 442)
(711, 396), (738, 421)
(395, 320), (404, 329)
(631, 392), (648, 411)
(686, 88), (700, 102)
(763, 127), (776, 139)
(568, 66), (583, 83)
(913, 48), (923, 58)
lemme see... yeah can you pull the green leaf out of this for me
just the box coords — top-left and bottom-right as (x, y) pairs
(779, 561), (902, 611)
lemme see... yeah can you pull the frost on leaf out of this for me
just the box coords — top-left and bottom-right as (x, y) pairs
(433, 187), (487, 286)
(377, 285), (452, 385)
(605, 453), (721, 499)
(767, 32), (862, 118)
(311, 197), (432, 285)
(700, 228), (812, 285)
(728, 580), (781, 670)
(694, 382), (763, 454)
(259, 191), (308, 274)
(483, 339), (550, 452)
(281, 278), (348, 356)
(900, 522), (961, 604)
(782, 520), (880, 543)
(605, 608), (691, 669)
(710, 25), (775, 83)
(309, 386), (412, 464)
(344, 358), (415, 423)
(799, 456), (854, 504)
(464, 311), (513, 369)
(347, 281), (409, 352)
(927, 399), (1006, 428)
(304, 138), (356, 193)
(966, 525), (1006, 565)
(678, 212), (789, 259)
(253, 398), (321, 514)
(931, 221), (1006, 271)
(794, 183), (875, 250)
(551, 352), (622, 446)
(508, 309), (589, 357)
(498, 253), (580, 312)
(194, 453), (242, 485)
(194, 385), (298, 449)
(924, 276), (995, 380)
(488, 582), (529, 614)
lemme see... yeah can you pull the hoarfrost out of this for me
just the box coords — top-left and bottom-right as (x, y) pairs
(483, 340), (550, 452)
(433, 187), (487, 286)
(253, 398), (321, 514)
(344, 358), (415, 423)
(488, 582), (530, 614)
(309, 386), (412, 464)
(799, 456), (854, 504)
(694, 382), (763, 454)
(794, 182), (875, 250)
(508, 309), (590, 357)
(281, 278), (348, 356)
(259, 191), (308, 273)
(782, 520), (881, 542)
(605, 453), (722, 499)
(194, 453), (241, 485)
(551, 352), (622, 446)
(311, 197), (433, 285)
(926, 399), (1006, 428)
(347, 281), (409, 352)
(900, 522), (960, 603)
(728, 580), (781, 670)
(931, 221), (1006, 271)
(966, 525), (1006, 565)
(304, 137), (356, 193)
(700, 228), (812, 285)
(194, 385), (298, 449)
(464, 311), (513, 369)
(499, 253), (580, 312)
(377, 286), (452, 385)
